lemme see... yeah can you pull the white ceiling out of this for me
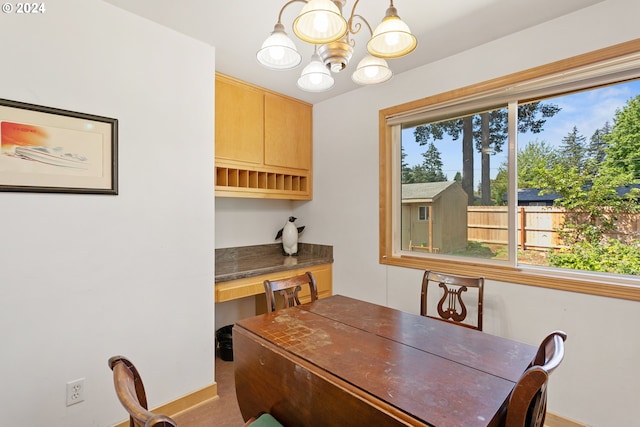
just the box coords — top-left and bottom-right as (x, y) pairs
(104, 0), (603, 104)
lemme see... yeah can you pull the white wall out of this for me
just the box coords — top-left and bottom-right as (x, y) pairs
(300, 0), (640, 425)
(215, 198), (296, 248)
(0, 1), (215, 426)
(214, 197), (305, 327)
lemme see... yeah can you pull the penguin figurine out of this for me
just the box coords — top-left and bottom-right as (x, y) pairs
(275, 216), (305, 256)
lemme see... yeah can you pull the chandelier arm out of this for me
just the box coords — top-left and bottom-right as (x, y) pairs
(348, 14), (372, 37)
(276, 0), (308, 24)
(345, 0), (373, 37)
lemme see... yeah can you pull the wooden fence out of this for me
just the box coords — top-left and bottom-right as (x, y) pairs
(467, 206), (640, 250)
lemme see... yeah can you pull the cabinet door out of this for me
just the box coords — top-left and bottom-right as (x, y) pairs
(306, 263), (332, 300)
(215, 76), (264, 164)
(264, 92), (312, 170)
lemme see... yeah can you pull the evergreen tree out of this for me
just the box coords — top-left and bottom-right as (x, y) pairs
(421, 141), (447, 182)
(403, 165), (430, 183)
(588, 122), (611, 164)
(401, 145), (411, 183)
(583, 122), (611, 176)
(558, 126), (587, 172)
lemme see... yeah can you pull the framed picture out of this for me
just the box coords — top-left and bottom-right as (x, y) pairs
(0, 99), (118, 194)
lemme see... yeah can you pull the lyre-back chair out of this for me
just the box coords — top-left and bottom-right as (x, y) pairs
(263, 271), (318, 312)
(420, 270), (485, 330)
(108, 356), (177, 427)
(505, 331), (568, 427)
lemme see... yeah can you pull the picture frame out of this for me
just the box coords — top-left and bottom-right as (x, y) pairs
(0, 98), (118, 194)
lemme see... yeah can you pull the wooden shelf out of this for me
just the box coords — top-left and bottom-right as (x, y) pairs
(215, 166), (310, 200)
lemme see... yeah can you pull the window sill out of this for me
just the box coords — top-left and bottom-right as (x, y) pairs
(380, 253), (640, 302)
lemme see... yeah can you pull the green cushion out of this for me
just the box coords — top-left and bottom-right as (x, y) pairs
(250, 413), (284, 427)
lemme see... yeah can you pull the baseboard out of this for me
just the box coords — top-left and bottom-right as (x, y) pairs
(111, 382), (218, 427)
(110, 387), (583, 427)
(546, 411), (589, 427)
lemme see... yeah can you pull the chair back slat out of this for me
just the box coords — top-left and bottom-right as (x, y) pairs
(264, 272), (318, 312)
(421, 270), (484, 330)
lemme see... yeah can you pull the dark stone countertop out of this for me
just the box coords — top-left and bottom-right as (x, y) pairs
(215, 243), (333, 283)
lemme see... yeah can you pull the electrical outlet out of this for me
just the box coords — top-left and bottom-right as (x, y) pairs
(66, 378), (85, 406)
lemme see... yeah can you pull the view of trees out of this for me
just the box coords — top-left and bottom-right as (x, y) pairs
(402, 88), (640, 275)
(401, 141), (446, 183)
(531, 95), (640, 274)
(407, 102), (560, 204)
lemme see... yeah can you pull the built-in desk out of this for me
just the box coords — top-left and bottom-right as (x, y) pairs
(215, 243), (333, 303)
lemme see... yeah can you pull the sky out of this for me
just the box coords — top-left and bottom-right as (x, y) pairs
(401, 79), (640, 184)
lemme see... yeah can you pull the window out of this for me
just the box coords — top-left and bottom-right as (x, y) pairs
(380, 40), (640, 301)
(418, 206), (428, 221)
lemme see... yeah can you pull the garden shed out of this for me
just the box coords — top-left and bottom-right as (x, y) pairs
(401, 181), (468, 253)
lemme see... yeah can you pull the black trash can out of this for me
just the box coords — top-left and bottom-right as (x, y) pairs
(216, 325), (234, 361)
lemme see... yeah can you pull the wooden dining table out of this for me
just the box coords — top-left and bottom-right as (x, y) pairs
(233, 295), (537, 427)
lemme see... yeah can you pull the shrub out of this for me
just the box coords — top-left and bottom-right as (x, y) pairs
(548, 238), (640, 275)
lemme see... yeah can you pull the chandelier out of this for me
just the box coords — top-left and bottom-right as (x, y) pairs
(256, 0), (417, 92)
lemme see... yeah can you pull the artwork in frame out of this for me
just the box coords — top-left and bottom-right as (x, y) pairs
(0, 98), (118, 194)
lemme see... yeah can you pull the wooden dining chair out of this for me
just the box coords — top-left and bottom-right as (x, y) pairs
(505, 331), (568, 427)
(108, 355), (178, 427)
(109, 356), (283, 427)
(263, 271), (318, 312)
(420, 270), (485, 330)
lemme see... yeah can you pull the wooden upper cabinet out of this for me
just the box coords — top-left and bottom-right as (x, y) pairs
(214, 73), (313, 200)
(215, 75), (264, 164)
(264, 92), (312, 170)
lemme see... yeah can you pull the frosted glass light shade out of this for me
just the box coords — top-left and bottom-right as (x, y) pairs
(297, 53), (335, 92)
(257, 23), (302, 70)
(367, 6), (417, 58)
(293, 0), (347, 44)
(352, 55), (393, 85)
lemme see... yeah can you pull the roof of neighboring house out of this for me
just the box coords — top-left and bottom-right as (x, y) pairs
(516, 184), (640, 202)
(402, 181), (461, 201)
(517, 188), (560, 202)
(615, 184), (640, 197)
